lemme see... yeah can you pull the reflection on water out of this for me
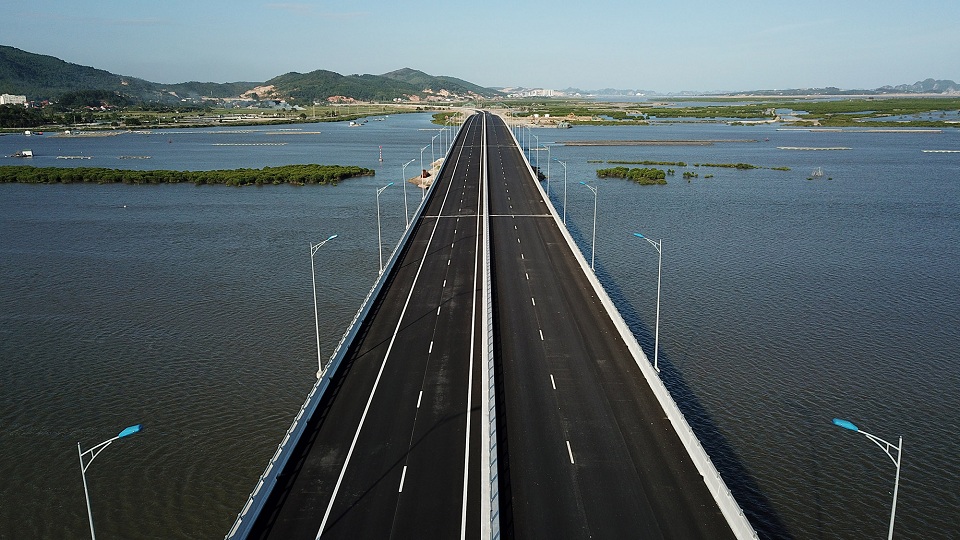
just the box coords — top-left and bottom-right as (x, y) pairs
(1, 114), (958, 539)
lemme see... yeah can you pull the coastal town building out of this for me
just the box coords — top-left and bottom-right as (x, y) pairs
(0, 94), (27, 106)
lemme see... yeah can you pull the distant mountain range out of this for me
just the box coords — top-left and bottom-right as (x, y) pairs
(0, 46), (502, 104)
(1, 45), (957, 104)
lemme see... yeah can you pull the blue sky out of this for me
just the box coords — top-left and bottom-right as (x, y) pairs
(3, 0), (957, 92)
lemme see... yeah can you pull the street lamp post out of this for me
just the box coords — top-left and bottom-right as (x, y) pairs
(633, 232), (662, 373)
(580, 182), (598, 270)
(78, 424), (143, 540)
(310, 234), (337, 378)
(832, 418), (903, 540)
(376, 182), (394, 273)
(546, 145), (551, 197)
(431, 134), (439, 165)
(401, 158), (415, 228)
(420, 145), (430, 201)
(532, 134), (540, 171)
(555, 159), (568, 224)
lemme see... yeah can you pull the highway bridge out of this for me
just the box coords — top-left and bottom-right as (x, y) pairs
(227, 112), (757, 539)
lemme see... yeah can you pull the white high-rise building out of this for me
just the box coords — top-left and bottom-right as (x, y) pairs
(0, 94), (27, 105)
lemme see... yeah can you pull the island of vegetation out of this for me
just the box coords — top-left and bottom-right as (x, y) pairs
(0, 164), (375, 186)
(596, 166), (667, 185)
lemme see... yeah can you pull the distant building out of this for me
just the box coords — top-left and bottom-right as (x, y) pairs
(0, 94), (27, 106)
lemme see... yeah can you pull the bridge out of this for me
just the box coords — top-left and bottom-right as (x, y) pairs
(227, 112), (757, 539)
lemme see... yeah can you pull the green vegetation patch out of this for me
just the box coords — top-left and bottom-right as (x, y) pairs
(0, 164), (375, 186)
(596, 166), (667, 185)
(695, 162), (758, 169)
(608, 159), (687, 167)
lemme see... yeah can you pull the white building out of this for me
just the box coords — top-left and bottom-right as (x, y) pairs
(0, 94), (27, 106)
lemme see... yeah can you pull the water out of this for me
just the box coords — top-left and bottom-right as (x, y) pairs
(2, 115), (959, 539)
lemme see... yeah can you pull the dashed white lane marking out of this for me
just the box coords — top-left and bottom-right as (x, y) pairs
(443, 279), (447, 287)
(417, 390), (423, 408)
(448, 259), (451, 265)
(566, 441), (575, 464)
(539, 329), (544, 341)
(437, 305), (441, 315)
(429, 341), (434, 353)
(531, 297), (536, 306)
(521, 253), (524, 260)
(525, 273), (529, 280)
(399, 465), (408, 492)
(550, 374), (556, 390)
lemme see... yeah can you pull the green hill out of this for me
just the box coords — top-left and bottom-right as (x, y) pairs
(0, 45), (501, 104)
(381, 68), (497, 97)
(0, 45), (254, 102)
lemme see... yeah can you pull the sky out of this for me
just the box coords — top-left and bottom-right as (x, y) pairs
(2, 0), (958, 93)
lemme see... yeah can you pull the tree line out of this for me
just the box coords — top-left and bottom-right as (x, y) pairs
(0, 164), (375, 186)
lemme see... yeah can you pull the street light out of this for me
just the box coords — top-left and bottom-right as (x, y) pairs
(554, 159), (568, 224)
(401, 158), (415, 228)
(633, 232), (662, 373)
(78, 424), (143, 540)
(580, 181), (598, 270)
(310, 234), (337, 378)
(420, 145), (430, 201)
(546, 145), (552, 197)
(376, 182), (394, 273)
(532, 133), (540, 171)
(831, 418), (903, 540)
(431, 134), (439, 165)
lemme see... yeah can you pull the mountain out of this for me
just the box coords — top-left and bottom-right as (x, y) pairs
(381, 68), (497, 97)
(0, 45), (253, 102)
(879, 78), (960, 94)
(0, 45), (501, 104)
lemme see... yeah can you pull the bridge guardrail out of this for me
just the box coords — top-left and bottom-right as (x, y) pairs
(226, 115), (469, 539)
(501, 116), (759, 540)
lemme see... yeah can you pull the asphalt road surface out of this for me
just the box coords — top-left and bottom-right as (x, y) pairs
(484, 111), (737, 540)
(244, 111), (739, 540)
(248, 113), (486, 540)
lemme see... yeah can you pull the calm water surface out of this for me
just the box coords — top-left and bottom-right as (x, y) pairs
(1, 115), (958, 539)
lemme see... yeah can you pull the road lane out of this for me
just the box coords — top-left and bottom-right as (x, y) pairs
(249, 113), (485, 540)
(485, 112), (737, 540)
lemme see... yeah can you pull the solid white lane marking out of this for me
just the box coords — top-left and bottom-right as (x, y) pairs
(539, 329), (544, 341)
(315, 114), (474, 539)
(399, 465), (408, 492)
(417, 391), (423, 408)
(566, 441), (575, 464)
(550, 374), (556, 390)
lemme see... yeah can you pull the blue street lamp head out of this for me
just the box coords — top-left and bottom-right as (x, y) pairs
(386, 182), (394, 187)
(579, 181), (586, 186)
(117, 424), (143, 438)
(832, 418), (859, 432)
(634, 233), (645, 239)
(327, 234), (338, 241)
